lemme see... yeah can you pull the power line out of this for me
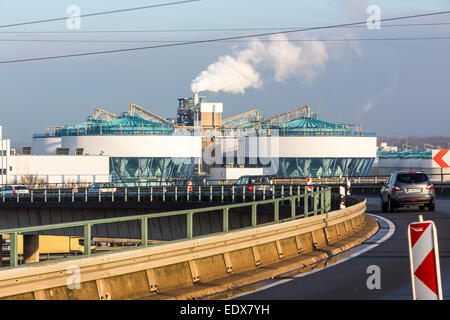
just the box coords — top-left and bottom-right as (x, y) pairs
(1, 36), (450, 43)
(0, 0), (201, 29)
(1, 10), (449, 64)
(1, 22), (449, 34)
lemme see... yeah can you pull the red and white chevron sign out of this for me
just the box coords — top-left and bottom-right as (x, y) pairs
(307, 178), (312, 191)
(408, 218), (443, 300)
(433, 149), (450, 168)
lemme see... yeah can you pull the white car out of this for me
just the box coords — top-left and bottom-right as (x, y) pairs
(0, 185), (30, 197)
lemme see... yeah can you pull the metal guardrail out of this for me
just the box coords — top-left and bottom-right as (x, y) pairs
(4, 173), (449, 191)
(207, 173), (450, 185)
(0, 186), (331, 269)
(0, 184), (320, 205)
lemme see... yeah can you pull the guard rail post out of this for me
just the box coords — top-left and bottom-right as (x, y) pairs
(9, 232), (18, 268)
(83, 224), (91, 256)
(141, 217), (148, 247)
(187, 212), (194, 239)
(314, 191), (319, 215)
(325, 188), (331, 211)
(304, 194), (309, 217)
(274, 199), (280, 222)
(290, 198), (296, 219)
(320, 187), (325, 214)
(251, 203), (257, 226)
(222, 208), (229, 232)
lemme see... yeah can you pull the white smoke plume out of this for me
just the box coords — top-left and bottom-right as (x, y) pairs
(190, 34), (328, 94)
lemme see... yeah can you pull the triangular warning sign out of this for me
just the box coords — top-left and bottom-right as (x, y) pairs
(414, 248), (438, 295)
(409, 223), (431, 248)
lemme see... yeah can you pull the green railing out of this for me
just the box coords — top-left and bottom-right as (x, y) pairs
(0, 186), (331, 269)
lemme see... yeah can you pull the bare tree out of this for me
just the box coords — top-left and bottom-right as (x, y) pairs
(18, 175), (46, 189)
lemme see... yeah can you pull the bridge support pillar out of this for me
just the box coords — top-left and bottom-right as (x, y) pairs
(23, 234), (39, 264)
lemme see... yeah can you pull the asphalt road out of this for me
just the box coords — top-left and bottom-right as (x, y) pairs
(236, 196), (450, 300)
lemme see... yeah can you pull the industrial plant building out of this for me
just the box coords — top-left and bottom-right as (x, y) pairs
(2, 94), (378, 185)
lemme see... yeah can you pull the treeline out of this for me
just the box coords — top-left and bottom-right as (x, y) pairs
(378, 136), (450, 149)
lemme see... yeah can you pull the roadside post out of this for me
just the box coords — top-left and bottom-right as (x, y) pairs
(408, 215), (443, 300)
(339, 186), (346, 209)
(306, 178), (312, 192)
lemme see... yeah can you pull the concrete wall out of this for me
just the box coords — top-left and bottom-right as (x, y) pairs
(0, 200), (371, 300)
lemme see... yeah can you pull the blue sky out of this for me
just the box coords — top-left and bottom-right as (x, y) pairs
(0, 0), (449, 145)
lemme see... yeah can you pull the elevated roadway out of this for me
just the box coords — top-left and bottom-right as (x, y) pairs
(235, 197), (450, 300)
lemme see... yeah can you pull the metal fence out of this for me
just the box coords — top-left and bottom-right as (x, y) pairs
(0, 186), (331, 269)
(0, 184), (324, 205)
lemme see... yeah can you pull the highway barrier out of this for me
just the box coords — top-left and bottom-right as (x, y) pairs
(0, 190), (375, 300)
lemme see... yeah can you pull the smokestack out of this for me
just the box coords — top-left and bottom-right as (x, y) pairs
(193, 92), (199, 106)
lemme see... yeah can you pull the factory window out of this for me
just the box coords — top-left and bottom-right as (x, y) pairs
(56, 148), (69, 155)
(277, 157), (374, 178)
(75, 148), (84, 155)
(109, 157), (197, 186)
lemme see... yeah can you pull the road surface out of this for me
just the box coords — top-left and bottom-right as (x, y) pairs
(236, 197), (450, 300)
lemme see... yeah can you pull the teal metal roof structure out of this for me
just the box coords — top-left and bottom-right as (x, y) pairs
(52, 115), (174, 136)
(377, 150), (432, 159)
(278, 117), (352, 135)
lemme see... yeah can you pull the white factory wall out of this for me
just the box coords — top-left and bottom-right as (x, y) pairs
(213, 136), (376, 159)
(277, 136), (377, 158)
(32, 136), (62, 155)
(208, 167), (264, 183)
(0, 127), (10, 185)
(9, 155), (110, 184)
(369, 157), (450, 181)
(61, 135), (202, 157)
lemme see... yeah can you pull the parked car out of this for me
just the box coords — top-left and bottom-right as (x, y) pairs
(0, 185), (30, 197)
(380, 171), (435, 212)
(87, 183), (117, 194)
(234, 175), (273, 192)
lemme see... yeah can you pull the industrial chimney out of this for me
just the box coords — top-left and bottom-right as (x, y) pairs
(193, 92), (199, 106)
